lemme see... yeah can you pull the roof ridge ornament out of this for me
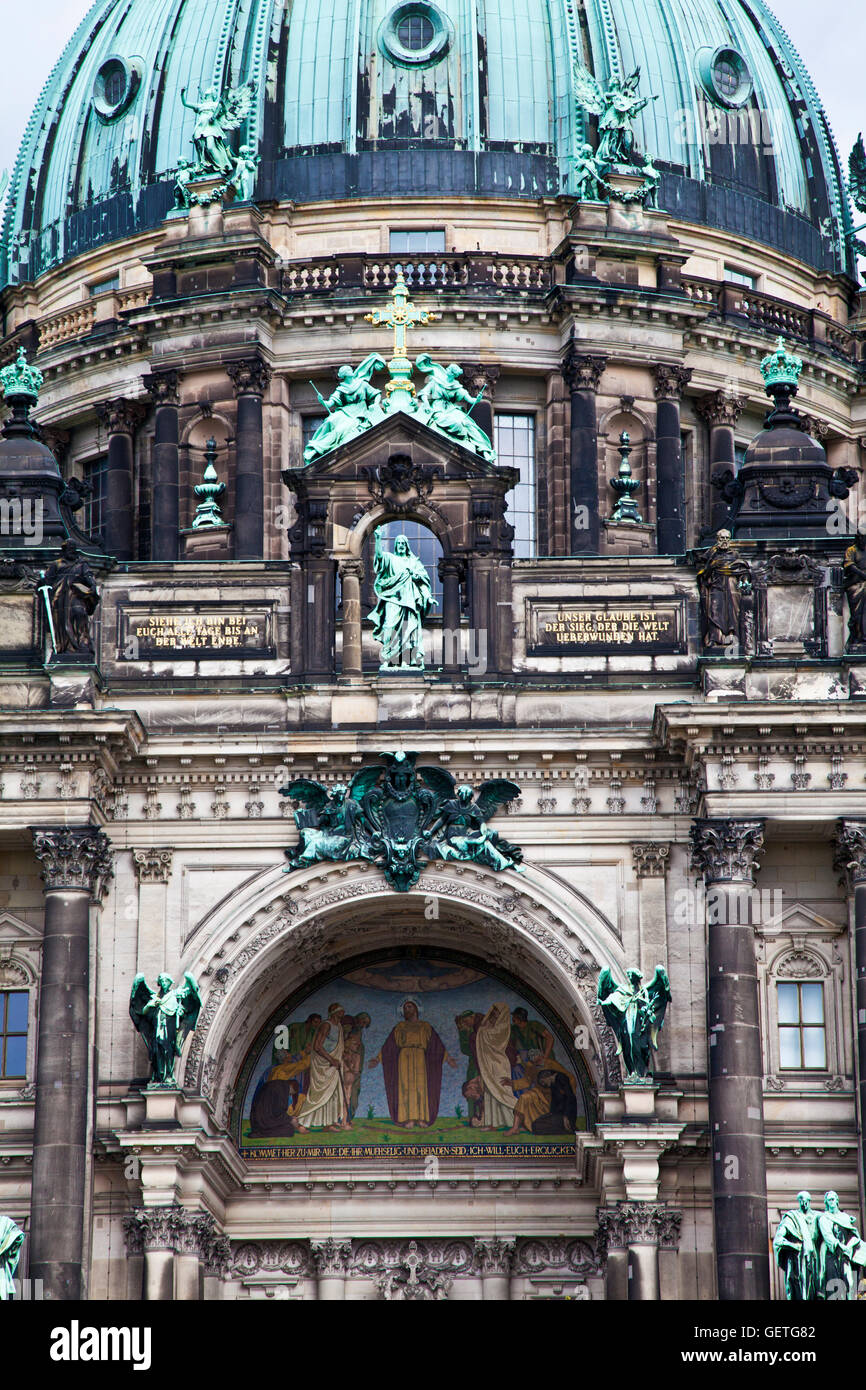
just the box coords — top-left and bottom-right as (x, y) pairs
(0, 347), (43, 403)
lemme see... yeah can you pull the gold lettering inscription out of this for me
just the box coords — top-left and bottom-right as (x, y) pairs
(539, 606), (676, 648)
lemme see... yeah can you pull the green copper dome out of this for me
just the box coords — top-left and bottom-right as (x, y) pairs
(1, 0), (854, 285)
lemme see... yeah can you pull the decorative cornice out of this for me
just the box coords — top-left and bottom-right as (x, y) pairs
(695, 390), (746, 428)
(690, 818), (764, 886)
(132, 847), (174, 886)
(834, 819), (866, 885)
(631, 842), (671, 879)
(144, 369), (183, 408)
(97, 398), (147, 436)
(226, 357), (272, 398)
(652, 363), (693, 402)
(31, 826), (113, 897)
(561, 348), (607, 394)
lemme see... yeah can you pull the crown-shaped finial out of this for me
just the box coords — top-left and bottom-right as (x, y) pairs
(760, 336), (803, 393)
(0, 347), (44, 403)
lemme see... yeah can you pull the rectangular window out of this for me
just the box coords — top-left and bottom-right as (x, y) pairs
(495, 413), (536, 559)
(389, 229), (446, 254)
(82, 457), (108, 538)
(778, 980), (826, 1069)
(88, 275), (120, 297)
(0, 991), (28, 1079)
(724, 265), (758, 290)
(302, 415), (326, 450)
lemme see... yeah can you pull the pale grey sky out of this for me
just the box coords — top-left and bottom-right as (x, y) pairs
(0, 1), (863, 201)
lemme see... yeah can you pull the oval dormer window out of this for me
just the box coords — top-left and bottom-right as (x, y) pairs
(93, 55), (141, 122)
(695, 45), (754, 109)
(378, 2), (453, 67)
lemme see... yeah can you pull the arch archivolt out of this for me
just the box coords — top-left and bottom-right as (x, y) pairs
(180, 859), (626, 1125)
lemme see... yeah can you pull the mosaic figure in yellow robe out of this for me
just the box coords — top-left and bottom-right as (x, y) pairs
(370, 999), (456, 1127)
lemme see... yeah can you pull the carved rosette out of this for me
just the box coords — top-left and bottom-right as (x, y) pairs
(97, 398), (147, 437)
(652, 363), (693, 402)
(144, 369), (183, 409)
(597, 1203), (681, 1250)
(474, 1237), (515, 1276)
(561, 349), (607, 394)
(132, 848), (174, 885)
(631, 842), (671, 878)
(695, 390), (745, 429)
(311, 1237), (352, 1277)
(31, 826), (113, 898)
(689, 818), (764, 885)
(122, 1205), (218, 1257)
(834, 819), (866, 885)
(226, 357), (272, 398)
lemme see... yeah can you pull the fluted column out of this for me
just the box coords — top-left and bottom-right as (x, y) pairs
(690, 818), (768, 1300)
(29, 826), (113, 1300)
(227, 356), (272, 560)
(339, 559), (364, 679)
(834, 820), (866, 1226)
(312, 1238), (351, 1299)
(124, 1206), (217, 1301)
(145, 369), (183, 561)
(696, 390), (745, 536)
(652, 364), (692, 556)
(96, 399), (146, 559)
(562, 347), (606, 553)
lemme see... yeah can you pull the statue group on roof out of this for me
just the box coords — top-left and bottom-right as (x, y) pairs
(571, 62), (660, 206)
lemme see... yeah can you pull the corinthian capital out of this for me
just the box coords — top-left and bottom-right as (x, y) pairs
(226, 356), (272, 398)
(311, 1238), (352, 1277)
(561, 347), (607, 394)
(652, 363), (693, 402)
(144, 369), (183, 408)
(690, 818), (764, 885)
(123, 1205), (216, 1256)
(597, 1203), (681, 1251)
(474, 1237), (515, 1275)
(132, 847), (174, 885)
(695, 390), (746, 428)
(631, 842), (671, 878)
(834, 819), (866, 885)
(97, 398), (147, 436)
(31, 825), (113, 896)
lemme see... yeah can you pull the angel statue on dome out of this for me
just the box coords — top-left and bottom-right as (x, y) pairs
(572, 62), (657, 168)
(180, 81), (256, 179)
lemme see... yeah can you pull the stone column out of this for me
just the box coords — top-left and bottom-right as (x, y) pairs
(834, 820), (866, 1226)
(227, 356), (272, 561)
(29, 826), (113, 1301)
(312, 1238), (351, 1299)
(474, 1238), (514, 1300)
(597, 1207), (629, 1301)
(652, 363), (692, 556)
(438, 557), (465, 674)
(97, 400), (146, 560)
(696, 390), (745, 536)
(562, 347), (607, 554)
(690, 818), (769, 1300)
(145, 369), (183, 562)
(339, 559), (364, 679)
(124, 1206), (215, 1301)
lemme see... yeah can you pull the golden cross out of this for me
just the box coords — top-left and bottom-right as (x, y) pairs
(365, 271), (438, 360)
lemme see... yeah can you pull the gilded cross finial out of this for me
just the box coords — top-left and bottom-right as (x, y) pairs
(365, 272), (439, 397)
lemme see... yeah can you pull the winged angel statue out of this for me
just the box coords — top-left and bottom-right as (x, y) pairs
(571, 62), (658, 203)
(846, 136), (866, 277)
(129, 972), (202, 1086)
(181, 81), (256, 180)
(281, 751), (523, 892)
(597, 964), (671, 1080)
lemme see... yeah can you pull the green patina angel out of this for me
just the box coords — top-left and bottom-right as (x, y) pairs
(369, 530), (436, 669)
(180, 81), (256, 179)
(303, 354), (386, 462)
(414, 357), (496, 462)
(129, 972), (202, 1086)
(597, 964), (671, 1079)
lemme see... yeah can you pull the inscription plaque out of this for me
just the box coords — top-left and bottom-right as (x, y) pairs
(120, 604), (275, 659)
(527, 599), (686, 655)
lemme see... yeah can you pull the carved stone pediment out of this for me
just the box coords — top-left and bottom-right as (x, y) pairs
(284, 409), (512, 487)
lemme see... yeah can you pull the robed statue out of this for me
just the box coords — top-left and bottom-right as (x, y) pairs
(129, 972), (202, 1086)
(0, 1214), (24, 1300)
(42, 539), (100, 656)
(817, 1190), (866, 1299)
(696, 529), (751, 650)
(843, 530), (866, 650)
(180, 82), (256, 179)
(303, 355), (386, 462)
(773, 1191), (818, 1300)
(369, 531), (435, 669)
(415, 357), (496, 462)
(597, 964), (671, 1079)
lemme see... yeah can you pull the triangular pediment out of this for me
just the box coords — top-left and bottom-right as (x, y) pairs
(292, 408), (508, 485)
(0, 910), (42, 943)
(761, 900), (844, 935)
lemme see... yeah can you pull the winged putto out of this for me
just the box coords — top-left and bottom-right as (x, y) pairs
(597, 964), (671, 1079)
(281, 751), (523, 892)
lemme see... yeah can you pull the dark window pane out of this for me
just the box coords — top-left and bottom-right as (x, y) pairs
(3, 1035), (26, 1078)
(777, 981), (799, 1024)
(397, 14), (434, 49)
(5, 992), (28, 1032)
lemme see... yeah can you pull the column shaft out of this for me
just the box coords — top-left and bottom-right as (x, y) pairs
(153, 403), (180, 561)
(105, 431), (134, 558)
(628, 1243), (660, 1301)
(340, 563), (363, 679)
(653, 365), (692, 556)
(562, 351), (606, 554)
(234, 393), (264, 560)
